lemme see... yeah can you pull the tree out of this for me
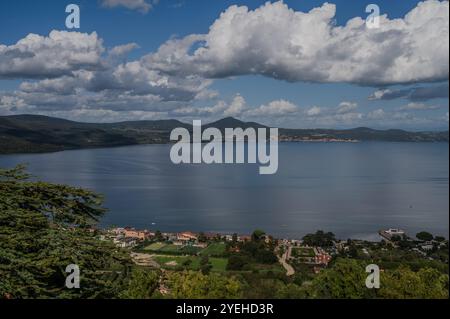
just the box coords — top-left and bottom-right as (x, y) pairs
(200, 264), (213, 275)
(241, 241), (260, 256)
(308, 258), (374, 299)
(198, 232), (207, 243)
(200, 255), (212, 274)
(154, 230), (164, 241)
(120, 268), (160, 299)
(167, 271), (242, 299)
(348, 244), (358, 258)
(0, 165), (132, 299)
(434, 236), (446, 243)
(397, 238), (415, 250)
(255, 249), (277, 264)
(251, 229), (266, 242)
(241, 277), (285, 299)
(308, 258), (449, 299)
(303, 230), (336, 247)
(200, 255), (209, 266)
(379, 267), (448, 299)
(182, 259), (192, 269)
(416, 231), (434, 242)
(275, 283), (306, 299)
(227, 255), (248, 271)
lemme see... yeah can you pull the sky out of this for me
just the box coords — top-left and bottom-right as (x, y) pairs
(0, 0), (448, 130)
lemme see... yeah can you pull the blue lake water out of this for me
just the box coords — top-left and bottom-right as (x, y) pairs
(0, 142), (448, 240)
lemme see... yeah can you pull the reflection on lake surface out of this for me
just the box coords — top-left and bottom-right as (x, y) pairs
(0, 142), (448, 240)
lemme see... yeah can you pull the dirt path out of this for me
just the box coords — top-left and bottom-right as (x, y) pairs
(277, 246), (295, 276)
(131, 252), (160, 268)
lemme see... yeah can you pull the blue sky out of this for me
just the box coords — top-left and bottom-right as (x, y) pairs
(0, 0), (448, 130)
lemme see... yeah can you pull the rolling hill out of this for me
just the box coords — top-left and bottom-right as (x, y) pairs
(0, 114), (448, 154)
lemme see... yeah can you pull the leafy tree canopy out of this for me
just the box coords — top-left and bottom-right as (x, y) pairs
(251, 229), (266, 242)
(416, 231), (434, 242)
(166, 271), (242, 299)
(307, 258), (448, 299)
(303, 230), (336, 247)
(0, 165), (132, 299)
(119, 268), (160, 299)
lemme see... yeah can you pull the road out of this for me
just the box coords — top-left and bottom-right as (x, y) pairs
(277, 246), (295, 276)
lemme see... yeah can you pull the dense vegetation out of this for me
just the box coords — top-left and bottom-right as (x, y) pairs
(226, 231), (278, 271)
(302, 230), (336, 247)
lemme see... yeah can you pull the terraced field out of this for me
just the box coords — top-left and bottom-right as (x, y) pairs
(144, 243), (202, 255)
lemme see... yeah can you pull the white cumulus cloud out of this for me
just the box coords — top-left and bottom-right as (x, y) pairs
(337, 102), (358, 114)
(247, 99), (298, 117)
(145, 0), (449, 86)
(0, 31), (104, 79)
(306, 106), (322, 117)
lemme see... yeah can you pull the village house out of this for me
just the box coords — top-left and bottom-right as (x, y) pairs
(202, 233), (219, 241)
(238, 235), (251, 242)
(379, 228), (406, 241)
(177, 231), (198, 242)
(111, 227), (126, 235)
(161, 232), (177, 241)
(314, 247), (332, 266)
(124, 228), (153, 240)
(334, 240), (348, 251)
(420, 243), (434, 251)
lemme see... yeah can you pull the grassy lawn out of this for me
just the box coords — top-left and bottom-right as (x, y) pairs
(153, 255), (228, 272)
(292, 247), (315, 258)
(159, 244), (181, 253)
(178, 246), (203, 255)
(144, 242), (167, 251)
(200, 243), (227, 256)
(153, 256), (200, 269)
(143, 242), (202, 255)
(209, 257), (228, 271)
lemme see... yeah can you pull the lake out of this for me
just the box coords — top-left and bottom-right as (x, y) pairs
(0, 142), (448, 240)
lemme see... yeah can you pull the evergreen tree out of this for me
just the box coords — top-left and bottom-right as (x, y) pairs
(0, 165), (132, 299)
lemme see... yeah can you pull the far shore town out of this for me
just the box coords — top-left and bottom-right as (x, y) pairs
(91, 226), (448, 276)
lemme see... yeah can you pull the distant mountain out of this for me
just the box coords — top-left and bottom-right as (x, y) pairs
(105, 119), (190, 131)
(205, 117), (267, 130)
(0, 115), (137, 154)
(279, 127), (450, 142)
(0, 114), (448, 154)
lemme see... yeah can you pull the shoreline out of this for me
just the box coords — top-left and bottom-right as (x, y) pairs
(1, 139), (449, 156)
(99, 225), (397, 243)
